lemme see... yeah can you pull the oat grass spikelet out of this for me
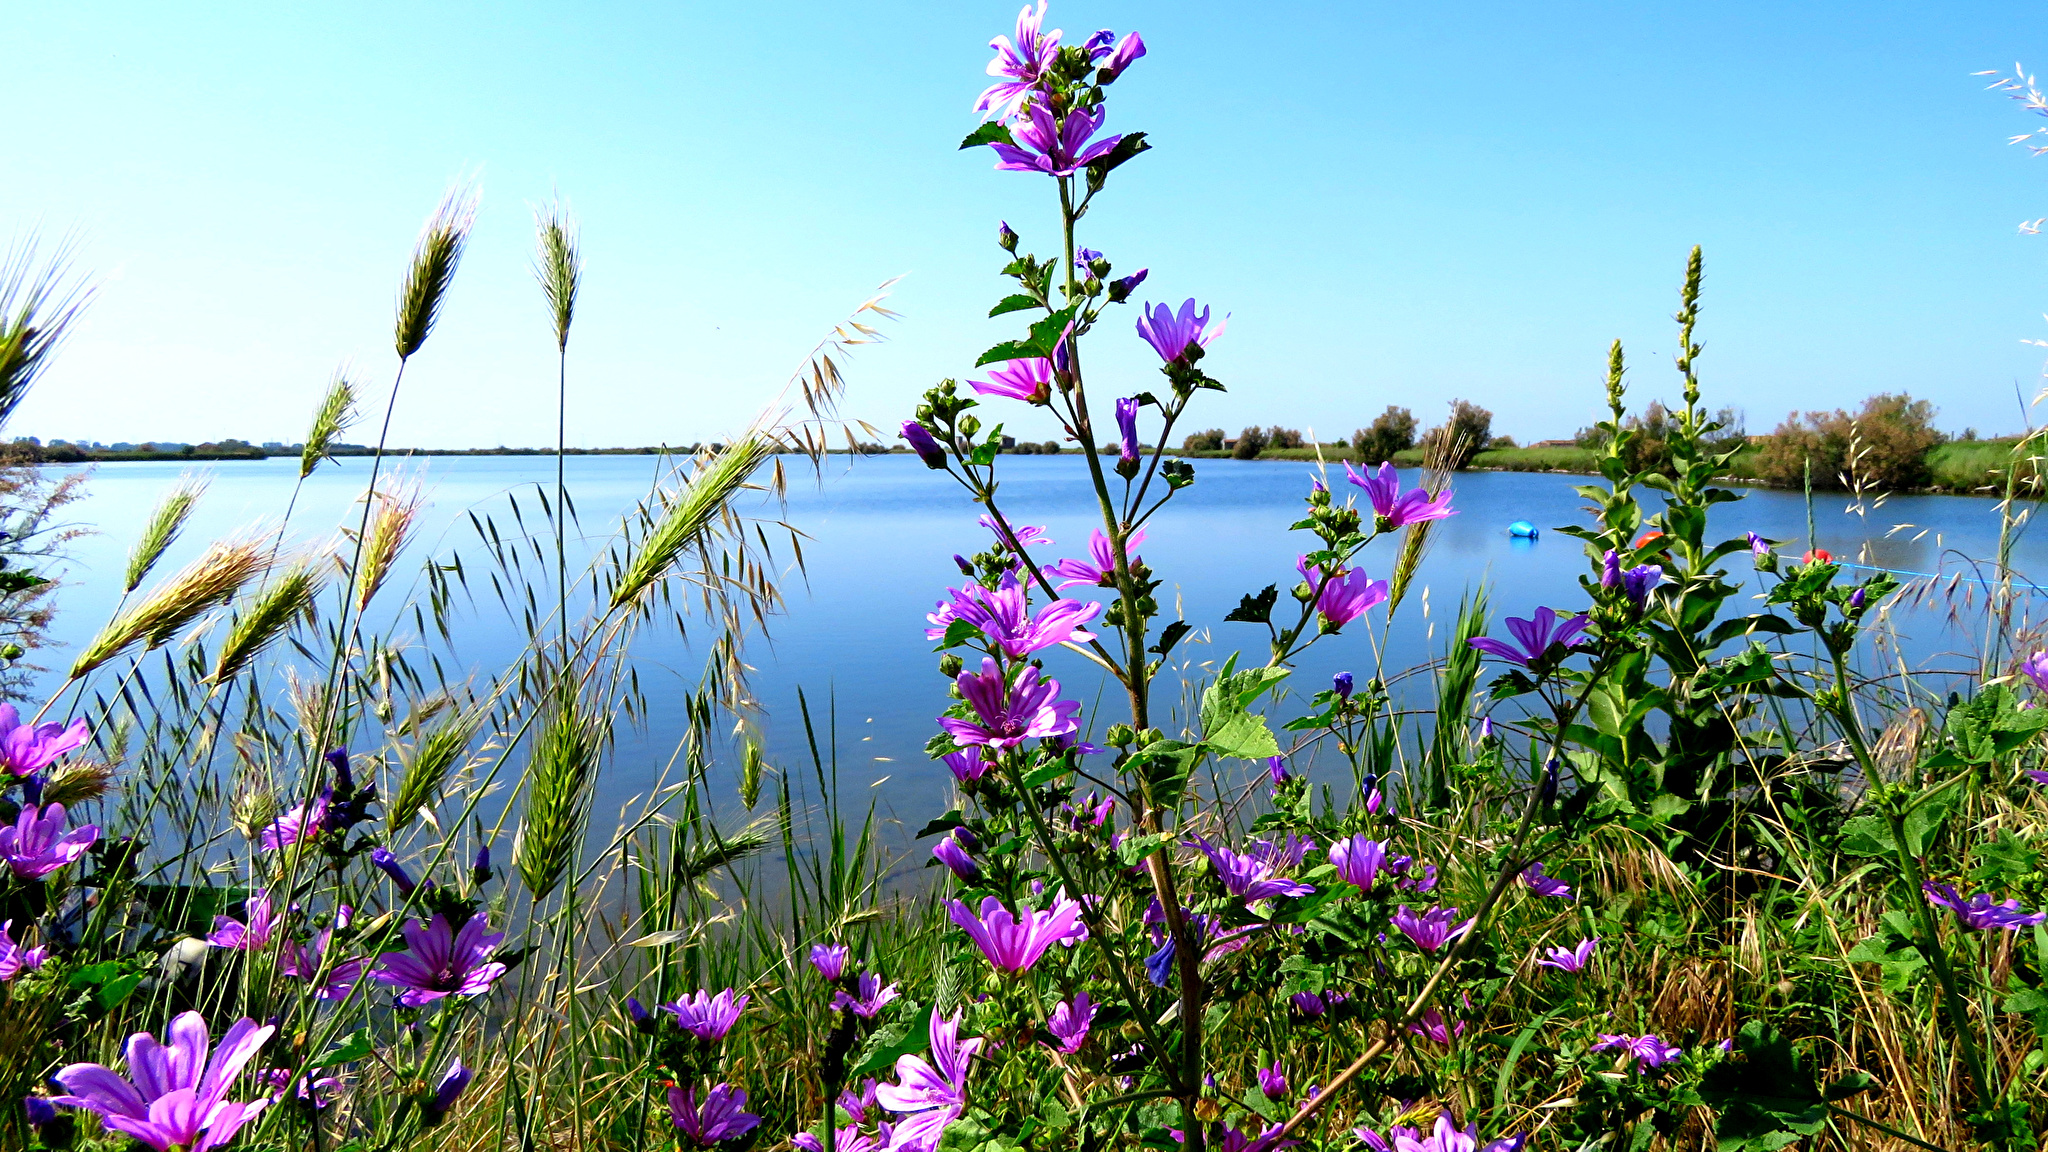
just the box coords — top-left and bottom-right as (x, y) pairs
(70, 533), (270, 679)
(609, 435), (772, 611)
(301, 371), (359, 480)
(388, 704), (484, 833)
(0, 236), (93, 429)
(534, 205), (581, 352)
(395, 188), (478, 360)
(124, 472), (207, 594)
(351, 483), (424, 612)
(1387, 430), (1461, 615)
(514, 703), (604, 901)
(211, 561), (323, 684)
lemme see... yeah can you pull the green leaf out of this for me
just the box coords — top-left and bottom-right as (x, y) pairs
(97, 974), (142, 1010)
(314, 1031), (376, 1068)
(959, 122), (1015, 150)
(1200, 668), (1288, 762)
(1698, 1022), (1829, 1151)
(851, 1000), (928, 1077)
(1837, 814), (1892, 857)
(1224, 586), (1278, 624)
(988, 294), (1040, 318)
(1903, 775), (1965, 857)
(1149, 621), (1191, 656)
(939, 619), (983, 649)
(1089, 131), (1151, 174)
(975, 341), (1039, 368)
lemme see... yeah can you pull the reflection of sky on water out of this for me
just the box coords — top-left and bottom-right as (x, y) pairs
(41, 455), (2048, 839)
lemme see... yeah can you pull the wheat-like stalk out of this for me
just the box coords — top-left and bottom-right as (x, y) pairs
(124, 471), (208, 594)
(352, 483), (423, 612)
(609, 434), (773, 611)
(387, 703), (484, 833)
(70, 534), (270, 679)
(210, 561), (323, 683)
(1388, 431), (1464, 615)
(0, 235), (93, 431)
(514, 702), (604, 901)
(534, 205), (581, 353)
(395, 188), (478, 360)
(300, 371), (359, 480)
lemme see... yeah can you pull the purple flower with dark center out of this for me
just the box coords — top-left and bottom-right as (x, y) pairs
(829, 971), (901, 1018)
(1537, 937), (1599, 973)
(978, 514), (1052, 548)
(372, 913), (509, 1007)
(0, 802), (96, 879)
(809, 943), (849, 981)
(1115, 397), (1141, 465)
(1290, 990), (1345, 1017)
(1063, 792), (1115, 829)
(990, 103), (1123, 177)
(933, 834), (980, 882)
(1135, 299), (1228, 364)
(926, 576), (1101, 658)
(1100, 30), (1145, 79)
(940, 658), (1082, 750)
(901, 421), (947, 469)
(1267, 756), (1291, 785)
(664, 988), (750, 1043)
(1520, 862), (1572, 900)
(1047, 991), (1095, 1053)
(1317, 569), (1391, 631)
(1256, 1062), (1287, 1099)
(0, 919), (46, 981)
(261, 1065), (343, 1110)
(1193, 836), (1314, 903)
(1386, 1115), (1526, 1152)
(947, 892), (1087, 972)
(975, 2), (1062, 122)
(877, 1008), (982, 1152)
(1405, 1008), (1464, 1045)
(0, 707), (86, 777)
(1593, 1034), (1683, 1070)
(668, 1083), (762, 1147)
(1329, 835), (1388, 892)
(1249, 834), (1316, 871)
(370, 846), (418, 896)
(1333, 671), (1354, 699)
(278, 930), (366, 1000)
(968, 357), (1055, 405)
(259, 791), (330, 851)
(422, 1060), (472, 1127)
(1467, 608), (1591, 668)
(1391, 905), (1474, 953)
(1048, 528), (1144, 590)
(2023, 651), (2048, 693)
(1923, 880), (2048, 931)
(1344, 463), (1456, 530)
(942, 750), (991, 782)
(50, 1011), (275, 1152)
(207, 889), (277, 951)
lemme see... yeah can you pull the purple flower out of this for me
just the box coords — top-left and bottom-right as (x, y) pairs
(876, 1008), (982, 1152)
(664, 988), (750, 1043)
(1405, 1008), (1464, 1045)
(372, 913), (509, 1007)
(1333, 671), (1354, 700)
(1593, 1034), (1684, 1070)
(1267, 756), (1291, 785)
(1256, 1062), (1287, 1099)
(1110, 269), (1149, 301)
(1382, 1115), (1525, 1152)
(1047, 991), (1096, 1053)
(1047, 528), (1144, 590)
(975, 2), (1061, 122)
(0, 919), (46, 981)
(50, 1011), (275, 1152)
(797, 1128), (881, 1152)
(2022, 652), (2048, 693)
(207, 889), (277, 951)
(978, 514), (1052, 548)
(1344, 463), (1456, 530)
(1115, 397), (1141, 465)
(1600, 551), (1665, 607)
(829, 971), (901, 1018)
(259, 791), (330, 851)
(0, 706), (87, 776)
(1135, 299), (1228, 364)
(24, 1095), (56, 1129)
(1536, 937), (1599, 973)
(1747, 532), (1769, 558)
(1100, 30), (1145, 79)
(368, 846), (418, 897)
(990, 102), (1123, 177)
(1520, 862), (1572, 901)
(968, 357), (1055, 405)
(939, 658), (1082, 750)
(1063, 792), (1115, 829)
(809, 943), (849, 981)
(1466, 608), (1591, 668)
(0, 802), (96, 879)
(1391, 905), (1474, 953)
(422, 1060), (472, 1126)
(668, 1083), (762, 1147)
(901, 421), (947, 469)
(2027, 769), (2048, 785)
(1329, 835), (1388, 892)
(947, 892), (1087, 972)
(926, 575), (1101, 658)
(933, 833), (980, 882)
(1923, 880), (2047, 931)
(942, 750), (991, 782)
(1249, 833), (1315, 871)
(278, 930), (366, 1001)
(1317, 568), (1391, 631)
(1193, 836), (1314, 903)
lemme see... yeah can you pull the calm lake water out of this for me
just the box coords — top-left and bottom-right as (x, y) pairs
(30, 453), (2047, 833)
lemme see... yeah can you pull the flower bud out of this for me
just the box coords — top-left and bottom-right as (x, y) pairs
(370, 847), (418, 897)
(938, 654), (965, 678)
(998, 221), (1018, 252)
(422, 1060), (473, 1127)
(1332, 672), (1353, 700)
(1108, 268), (1148, 303)
(900, 421), (947, 470)
(1105, 723), (1136, 747)
(471, 844), (492, 887)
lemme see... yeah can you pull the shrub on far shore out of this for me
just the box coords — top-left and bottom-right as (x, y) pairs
(1351, 405), (1417, 463)
(1753, 392), (1944, 491)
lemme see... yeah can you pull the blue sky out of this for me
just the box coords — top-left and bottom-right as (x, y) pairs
(5, 1), (2048, 448)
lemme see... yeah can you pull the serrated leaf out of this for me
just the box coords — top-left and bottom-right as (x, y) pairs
(960, 122), (1015, 150)
(988, 294), (1040, 318)
(1224, 585), (1278, 624)
(314, 1031), (376, 1068)
(975, 341), (1040, 368)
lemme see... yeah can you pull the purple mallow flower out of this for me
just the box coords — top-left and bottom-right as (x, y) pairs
(1537, 937), (1599, 973)
(278, 930), (365, 1000)
(2022, 651), (2048, 693)
(830, 971), (902, 1018)
(1520, 862), (1572, 900)
(1362, 1115), (1525, 1152)
(1115, 397), (1141, 465)
(370, 846), (418, 896)
(1601, 550), (1665, 607)
(664, 988), (750, 1043)
(1391, 905), (1475, 953)
(1316, 568), (1390, 630)
(1923, 880), (2048, 931)
(206, 889), (277, 951)
(422, 1059), (473, 1127)
(1047, 991), (1095, 1053)
(940, 658), (1082, 750)
(809, 943), (849, 981)
(1345, 463), (1456, 530)
(372, 912), (509, 1007)
(877, 1008), (982, 1152)
(259, 791), (329, 851)
(933, 833), (980, 882)
(1329, 835), (1388, 892)
(1333, 671), (1354, 699)
(1099, 30), (1145, 79)
(1405, 1008), (1464, 1045)
(0, 802), (96, 879)
(0, 919), (46, 981)
(975, 2), (1061, 122)
(1747, 532), (1770, 558)
(968, 357), (1056, 405)
(50, 1011), (275, 1152)
(979, 514), (1051, 548)
(948, 892), (1087, 972)
(0, 706), (87, 776)
(1467, 608), (1591, 667)
(669, 1083), (762, 1147)
(1193, 836), (1314, 903)
(1290, 990), (1346, 1017)
(901, 421), (947, 469)
(990, 102), (1123, 177)
(1257, 1062), (1287, 1098)
(1048, 528), (1144, 590)
(1135, 299), (1228, 364)
(1267, 756), (1291, 785)
(942, 750), (991, 782)
(1593, 1033), (1683, 1070)
(926, 576), (1100, 658)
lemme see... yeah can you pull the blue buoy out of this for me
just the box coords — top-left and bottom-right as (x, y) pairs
(1507, 520), (1538, 539)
